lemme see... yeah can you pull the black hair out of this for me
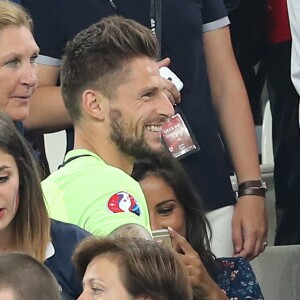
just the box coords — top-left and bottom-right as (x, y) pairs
(132, 153), (219, 276)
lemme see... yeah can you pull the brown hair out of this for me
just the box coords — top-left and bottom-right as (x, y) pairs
(61, 15), (159, 121)
(73, 236), (193, 300)
(0, 0), (33, 31)
(0, 113), (50, 261)
(0, 252), (61, 300)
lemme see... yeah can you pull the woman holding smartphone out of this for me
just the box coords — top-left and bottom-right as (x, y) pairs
(132, 154), (264, 300)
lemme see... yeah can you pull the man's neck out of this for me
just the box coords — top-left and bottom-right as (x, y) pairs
(74, 128), (134, 175)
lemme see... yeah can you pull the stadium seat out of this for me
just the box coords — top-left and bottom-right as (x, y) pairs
(250, 245), (300, 300)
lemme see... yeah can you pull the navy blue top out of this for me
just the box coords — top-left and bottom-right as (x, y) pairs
(21, 0), (236, 210)
(214, 257), (264, 299)
(45, 220), (90, 299)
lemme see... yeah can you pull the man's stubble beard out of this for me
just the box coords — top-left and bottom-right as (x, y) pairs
(109, 108), (164, 161)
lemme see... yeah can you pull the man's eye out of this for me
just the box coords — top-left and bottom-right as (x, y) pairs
(143, 92), (154, 99)
(0, 176), (9, 183)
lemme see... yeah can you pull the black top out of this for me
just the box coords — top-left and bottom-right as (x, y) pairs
(45, 220), (90, 299)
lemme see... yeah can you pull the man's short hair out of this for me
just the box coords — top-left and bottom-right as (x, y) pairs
(61, 15), (159, 121)
(0, 252), (61, 300)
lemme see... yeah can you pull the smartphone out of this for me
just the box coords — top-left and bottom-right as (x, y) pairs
(152, 229), (172, 248)
(159, 66), (184, 91)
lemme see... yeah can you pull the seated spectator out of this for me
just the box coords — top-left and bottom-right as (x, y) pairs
(72, 236), (193, 300)
(0, 252), (60, 300)
(132, 154), (264, 299)
(0, 112), (89, 299)
(41, 16), (174, 238)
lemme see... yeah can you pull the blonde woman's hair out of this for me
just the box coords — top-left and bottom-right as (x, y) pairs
(0, 0), (33, 31)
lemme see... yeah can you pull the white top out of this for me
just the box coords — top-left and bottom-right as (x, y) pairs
(287, 0), (300, 124)
(46, 242), (55, 259)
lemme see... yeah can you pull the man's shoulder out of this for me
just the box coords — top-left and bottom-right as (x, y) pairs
(42, 149), (143, 204)
(42, 150), (148, 233)
(42, 150), (137, 187)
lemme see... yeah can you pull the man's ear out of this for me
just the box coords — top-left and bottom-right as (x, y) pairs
(81, 89), (107, 120)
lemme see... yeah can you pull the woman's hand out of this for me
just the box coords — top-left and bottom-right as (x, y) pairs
(168, 227), (229, 300)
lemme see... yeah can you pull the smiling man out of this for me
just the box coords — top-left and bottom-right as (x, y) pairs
(42, 16), (174, 238)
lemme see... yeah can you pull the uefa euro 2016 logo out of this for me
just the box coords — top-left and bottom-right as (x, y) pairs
(107, 191), (141, 216)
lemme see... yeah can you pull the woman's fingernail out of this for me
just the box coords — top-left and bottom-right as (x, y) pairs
(168, 226), (174, 232)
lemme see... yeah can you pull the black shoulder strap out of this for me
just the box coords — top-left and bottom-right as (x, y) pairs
(155, 0), (162, 53)
(150, 0), (162, 59)
(59, 154), (92, 169)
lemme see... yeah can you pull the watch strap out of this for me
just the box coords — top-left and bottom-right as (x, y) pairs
(237, 188), (266, 198)
(237, 179), (267, 198)
(238, 179), (267, 190)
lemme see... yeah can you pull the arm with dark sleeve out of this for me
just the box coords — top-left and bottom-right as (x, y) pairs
(45, 220), (91, 299)
(202, 0), (267, 260)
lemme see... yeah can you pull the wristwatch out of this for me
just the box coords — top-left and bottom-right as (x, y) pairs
(237, 179), (267, 198)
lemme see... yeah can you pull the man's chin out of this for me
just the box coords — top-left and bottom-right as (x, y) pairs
(130, 143), (165, 161)
(147, 142), (165, 154)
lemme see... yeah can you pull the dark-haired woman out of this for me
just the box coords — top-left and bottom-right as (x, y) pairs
(132, 154), (264, 299)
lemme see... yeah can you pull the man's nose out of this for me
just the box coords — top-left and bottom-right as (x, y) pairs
(156, 91), (175, 119)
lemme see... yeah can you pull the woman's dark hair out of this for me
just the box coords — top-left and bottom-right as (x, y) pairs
(0, 112), (50, 261)
(132, 153), (218, 275)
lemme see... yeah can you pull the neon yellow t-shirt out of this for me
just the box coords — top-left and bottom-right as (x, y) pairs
(42, 149), (151, 236)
